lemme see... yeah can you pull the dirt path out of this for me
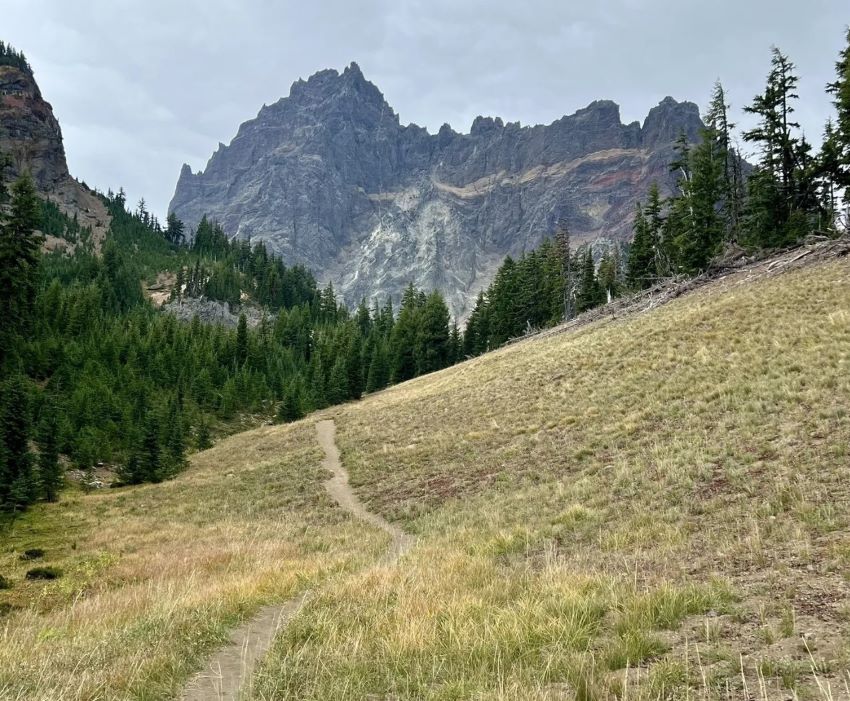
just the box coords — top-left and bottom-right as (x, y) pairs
(181, 419), (412, 700)
(317, 419), (415, 562)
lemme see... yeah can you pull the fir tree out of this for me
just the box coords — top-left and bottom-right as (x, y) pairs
(576, 247), (603, 313)
(141, 414), (162, 483)
(627, 204), (655, 289)
(0, 375), (35, 511)
(365, 341), (390, 393)
(277, 382), (304, 423)
(196, 419), (212, 451)
(826, 27), (850, 216)
(235, 313), (249, 366)
(415, 291), (451, 374)
(390, 283), (420, 382)
(36, 399), (62, 502)
(0, 174), (42, 361)
(326, 357), (350, 405)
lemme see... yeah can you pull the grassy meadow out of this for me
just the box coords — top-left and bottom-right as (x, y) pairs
(251, 258), (850, 700)
(2, 256), (850, 700)
(0, 424), (385, 700)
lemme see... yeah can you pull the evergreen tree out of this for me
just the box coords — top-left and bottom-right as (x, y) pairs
(326, 357), (350, 405)
(365, 341), (390, 393)
(141, 414), (162, 483)
(554, 224), (574, 320)
(743, 47), (813, 247)
(576, 247), (603, 313)
(390, 284), (420, 382)
(235, 313), (249, 366)
(164, 398), (186, 475)
(826, 27), (850, 219)
(0, 174), (42, 361)
(36, 399), (62, 502)
(627, 204), (655, 289)
(165, 212), (185, 245)
(196, 419), (212, 451)
(447, 322), (462, 365)
(0, 375), (35, 511)
(597, 247), (620, 301)
(415, 291), (451, 374)
(277, 381), (304, 423)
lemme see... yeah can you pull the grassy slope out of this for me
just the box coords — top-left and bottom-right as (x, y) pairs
(0, 425), (385, 700)
(252, 258), (850, 700)
(1, 256), (849, 700)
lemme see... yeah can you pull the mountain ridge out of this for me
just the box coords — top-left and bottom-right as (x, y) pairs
(170, 63), (704, 318)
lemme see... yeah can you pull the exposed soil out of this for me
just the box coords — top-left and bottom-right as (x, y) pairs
(181, 419), (413, 700)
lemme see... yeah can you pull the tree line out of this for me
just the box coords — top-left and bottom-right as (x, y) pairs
(2, 31), (848, 513)
(0, 181), (458, 513)
(0, 41), (31, 73)
(628, 37), (850, 286)
(468, 32), (850, 356)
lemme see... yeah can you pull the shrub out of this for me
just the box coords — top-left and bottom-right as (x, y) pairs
(20, 548), (45, 561)
(25, 566), (62, 580)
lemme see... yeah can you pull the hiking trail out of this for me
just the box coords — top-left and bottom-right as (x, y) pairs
(181, 418), (412, 700)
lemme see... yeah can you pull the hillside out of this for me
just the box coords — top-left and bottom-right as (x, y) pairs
(2, 245), (849, 700)
(170, 62), (703, 319)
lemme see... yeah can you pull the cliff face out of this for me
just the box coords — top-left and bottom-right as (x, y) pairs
(0, 63), (109, 251)
(170, 63), (703, 318)
(0, 64), (69, 189)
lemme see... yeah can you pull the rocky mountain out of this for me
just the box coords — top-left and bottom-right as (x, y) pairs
(170, 63), (703, 319)
(0, 59), (109, 251)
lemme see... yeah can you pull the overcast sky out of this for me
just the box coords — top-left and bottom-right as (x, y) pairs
(4, 0), (847, 218)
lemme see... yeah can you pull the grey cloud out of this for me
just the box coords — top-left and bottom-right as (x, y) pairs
(4, 0), (847, 219)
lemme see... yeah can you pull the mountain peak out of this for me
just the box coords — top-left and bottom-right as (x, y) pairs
(641, 96), (702, 147)
(171, 67), (705, 319)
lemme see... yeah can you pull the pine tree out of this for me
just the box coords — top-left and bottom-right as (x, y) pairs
(447, 322), (462, 365)
(343, 331), (364, 399)
(554, 223), (574, 320)
(196, 419), (212, 451)
(165, 212), (185, 245)
(673, 114), (726, 273)
(36, 399), (62, 502)
(644, 183), (669, 277)
(326, 356), (350, 405)
(597, 247), (620, 301)
(415, 291), (451, 374)
(390, 283), (420, 382)
(277, 381), (304, 423)
(164, 398), (186, 475)
(0, 174), (42, 361)
(743, 47), (812, 246)
(235, 313), (248, 366)
(463, 292), (490, 357)
(0, 375), (35, 511)
(627, 204), (655, 289)
(826, 27), (850, 217)
(365, 341), (389, 393)
(576, 247), (602, 313)
(141, 414), (162, 483)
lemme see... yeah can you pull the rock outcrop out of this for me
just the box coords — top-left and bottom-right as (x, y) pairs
(0, 61), (109, 251)
(170, 63), (703, 319)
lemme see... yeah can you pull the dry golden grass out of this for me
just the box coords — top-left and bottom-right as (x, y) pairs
(4, 256), (850, 700)
(250, 258), (850, 700)
(0, 423), (385, 700)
